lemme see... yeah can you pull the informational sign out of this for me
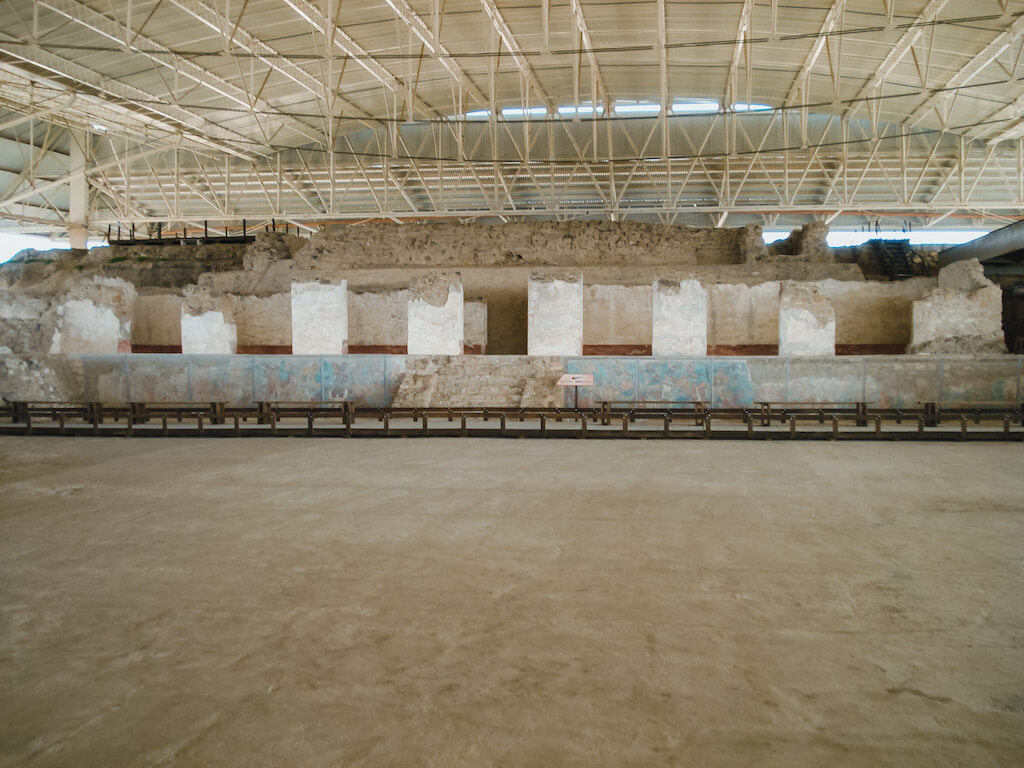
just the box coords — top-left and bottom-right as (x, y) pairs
(556, 374), (594, 386)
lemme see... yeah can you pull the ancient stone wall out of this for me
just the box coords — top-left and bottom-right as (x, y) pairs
(910, 260), (1006, 354)
(298, 220), (766, 269)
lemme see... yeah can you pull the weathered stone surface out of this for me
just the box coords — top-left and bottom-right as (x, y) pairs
(653, 279), (708, 356)
(910, 260), (1006, 354)
(766, 222), (833, 263)
(291, 282), (347, 355)
(778, 283), (836, 356)
(528, 272), (583, 356)
(181, 310), (236, 354)
(407, 274), (464, 355)
(299, 220), (765, 268)
(0, 293), (55, 353)
(937, 259), (989, 292)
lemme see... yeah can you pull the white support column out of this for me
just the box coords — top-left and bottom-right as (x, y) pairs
(652, 279), (708, 356)
(778, 282), (836, 356)
(528, 272), (583, 356)
(68, 130), (88, 249)
(181, 309), (237, 354)
(407, 273), (464, 355)
(291, 281), (348, 354)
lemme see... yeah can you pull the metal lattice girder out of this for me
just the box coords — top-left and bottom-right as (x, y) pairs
(843, 0), (951, 119)
(785, 0), (849, 105)
(84, 117), (1024, 228)
(383, 0), (487, 106)
(0, 44), (256, 157)
(167, 0), (378, 128)
(40, 0), (324, 146)
(907, 12), (1024, 129)
(478, 0), (554, 111)
(282, 0), (441, 120)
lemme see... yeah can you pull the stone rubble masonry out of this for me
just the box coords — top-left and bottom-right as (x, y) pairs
(407, 273), (464, 355)
(291, 282), (348, 355)
(528, 272), (584, 356)
(910, 259), (1006, 354)
(181, 308), (237, 354)
(299, 220), (767, 268)
(653, 279), (709, 356)
(778, 282), (836, 356)
(765, 222), (833, 263)
(392, 355), (565, 408)
(464, 301), (488, 354)
(0, 294), (58, 354)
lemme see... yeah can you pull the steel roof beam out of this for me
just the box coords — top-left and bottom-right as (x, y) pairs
(569, 0), (610, 107)
(0, 44), (257, 158)
(168, 0), (378, 128)
(785, 0), (848, 106)
(843, 0), (950, 119)
(383, 0), (487, 106)
(40, 0), (324, 146)
(479, 0), (554, 111)
(907, 13), (1024, 128)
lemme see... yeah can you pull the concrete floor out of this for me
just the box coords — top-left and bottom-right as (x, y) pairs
(1, 438), (1023, 768)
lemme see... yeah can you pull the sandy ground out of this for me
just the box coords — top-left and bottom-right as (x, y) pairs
(1, 437), (1023, 767)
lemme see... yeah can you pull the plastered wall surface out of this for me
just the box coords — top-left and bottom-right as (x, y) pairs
(1, 354), (1019, 410)
(181, 311), (237, 354)
(291, 282), (348, 355)
(407, 277), (465, 356)
(132, 295), (183, 349)
(49, 299), (129, 355)
(348, 290), (409, 349)
(528, 274), (584, 356)
(653, 280), (709, 357)
(233, 294), (292, 351)
(708, 282), (782, 351)
(779, 284), (837, 357)
(584, 285), (653, 351)
(464, 302), (488, 353)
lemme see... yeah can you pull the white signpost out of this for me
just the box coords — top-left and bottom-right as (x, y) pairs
(556, 373), (594, 409)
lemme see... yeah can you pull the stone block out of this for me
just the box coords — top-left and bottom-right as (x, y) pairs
(528, 272), (583, 356)
(291, 281), (347, 355)
(407, 273), (464, 355)
(652, 279), (707, 356)
(910, 260), (1006, 354)
(778, 283), (835, 356)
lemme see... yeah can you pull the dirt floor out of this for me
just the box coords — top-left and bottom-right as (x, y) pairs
(1, 437), (1023, 767)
